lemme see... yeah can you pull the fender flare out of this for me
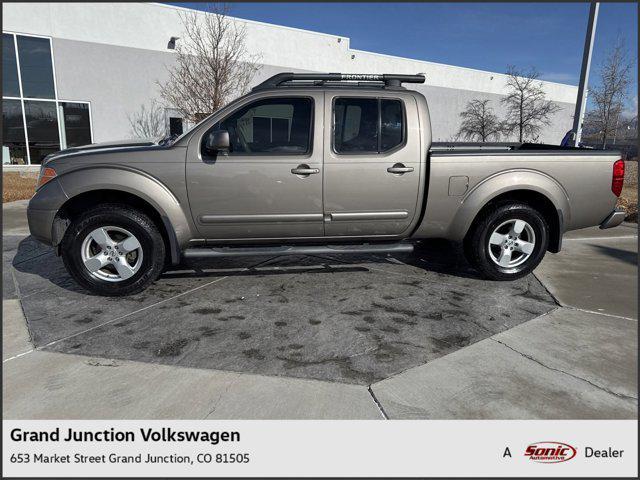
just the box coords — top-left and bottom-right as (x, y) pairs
(449, 169), (571, 243)
(55, 166), (192, 264)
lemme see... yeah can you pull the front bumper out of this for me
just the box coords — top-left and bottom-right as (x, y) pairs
(27, 206), (57, 245)
(26, 177), (68, 246)
(599, 208), (627, 229)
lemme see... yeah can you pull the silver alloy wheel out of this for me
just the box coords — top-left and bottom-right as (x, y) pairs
(80, 226), (143, 282)
(487, 219), (536, 268)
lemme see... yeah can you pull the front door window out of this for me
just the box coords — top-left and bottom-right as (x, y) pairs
(205, 97), (313, 156)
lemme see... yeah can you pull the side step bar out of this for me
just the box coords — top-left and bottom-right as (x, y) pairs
(183, 243), (414, 258)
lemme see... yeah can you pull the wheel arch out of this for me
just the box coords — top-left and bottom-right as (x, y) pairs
(452, 171), (570, 253)
(54, 167), (192, 265)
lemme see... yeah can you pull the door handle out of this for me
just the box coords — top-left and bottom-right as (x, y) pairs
(387, 163), (414, 174)
(291, 164), (320, 176)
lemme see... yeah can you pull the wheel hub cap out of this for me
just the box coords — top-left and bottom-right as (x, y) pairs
(488, 219), (536, 268)
(80, 226), (143, 282)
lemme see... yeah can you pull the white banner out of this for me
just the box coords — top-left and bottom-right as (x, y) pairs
(3, 420), (637, 477)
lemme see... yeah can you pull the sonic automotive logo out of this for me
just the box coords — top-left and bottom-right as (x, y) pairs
(524, 442), (577, 463)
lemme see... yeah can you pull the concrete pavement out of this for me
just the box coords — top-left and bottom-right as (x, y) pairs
(371, 308), (636, 419)
(2, 200), (637, 419)
(3, 348), (383, 420)
(536, 223), (637, 319)
(2, 199), (29, 236)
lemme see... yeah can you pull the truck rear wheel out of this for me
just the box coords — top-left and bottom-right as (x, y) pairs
(61, 204), (165, 296)
(464, 202), (549, 281)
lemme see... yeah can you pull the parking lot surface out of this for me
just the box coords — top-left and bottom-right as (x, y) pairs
(3, 200), (637, 419)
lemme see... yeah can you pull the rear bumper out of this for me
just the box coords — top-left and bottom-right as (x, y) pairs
(599, 208), (627, 229)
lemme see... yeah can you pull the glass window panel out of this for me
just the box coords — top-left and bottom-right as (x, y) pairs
(61, 102), (92, 147)
(17, 35), (55, 99)
(169, 117), (183, 137)
(24, 100), (60, 164)
(2, 99), (28, 165)
(334, 98), (378, 153)
(272, 118), (290, 143)
(381, 99), (404, 151)
(2, 34), (20, 97)
(208, 97), (312, 155)
(252, 116), (271, 144)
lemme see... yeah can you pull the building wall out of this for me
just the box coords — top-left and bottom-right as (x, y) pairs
(3, 2), (578, 144)
(51, 39), (176, 142)
(415, 85), (574, 142)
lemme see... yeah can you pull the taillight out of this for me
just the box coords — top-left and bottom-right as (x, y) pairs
(36, 167), (57, 190)
(611, 159), (625, 197)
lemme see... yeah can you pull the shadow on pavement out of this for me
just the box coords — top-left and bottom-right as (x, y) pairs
(589, 244), (638, 267)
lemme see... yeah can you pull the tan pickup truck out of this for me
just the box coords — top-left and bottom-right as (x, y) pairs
(27, 72), (626, 296)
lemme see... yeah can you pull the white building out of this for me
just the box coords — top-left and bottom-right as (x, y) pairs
(2, 2), (578, 166)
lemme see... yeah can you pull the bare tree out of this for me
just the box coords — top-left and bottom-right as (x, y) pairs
(128, 101), (166, 139)
(615, 114), (637, 143)
(457, 99), (503, 142)
(585, 38), (633, 148)
(501, 65), (561, 143)
(159, 3), (261, 124)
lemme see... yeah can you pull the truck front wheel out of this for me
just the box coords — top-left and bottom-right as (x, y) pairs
(464, 202), (549, 281)
(61, 204), (166, 296)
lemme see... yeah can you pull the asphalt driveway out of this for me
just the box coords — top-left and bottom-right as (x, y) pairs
(3, 200), (637, 419)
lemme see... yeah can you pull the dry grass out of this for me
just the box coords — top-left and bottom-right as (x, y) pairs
(3, 172), (38, 203)
(617, 159), (638, 222)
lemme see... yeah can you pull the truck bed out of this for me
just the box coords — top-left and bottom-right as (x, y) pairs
(413, 144), (622, 242)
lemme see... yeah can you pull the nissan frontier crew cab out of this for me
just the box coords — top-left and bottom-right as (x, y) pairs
(27, 72), (627, 296)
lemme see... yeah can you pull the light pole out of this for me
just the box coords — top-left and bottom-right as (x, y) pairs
(572, 2), (599, 147)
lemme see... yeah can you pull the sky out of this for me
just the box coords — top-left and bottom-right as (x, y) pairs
(173, 2), (638, 115)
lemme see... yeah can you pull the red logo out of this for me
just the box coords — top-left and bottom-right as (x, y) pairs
(525, 442), (577, 463)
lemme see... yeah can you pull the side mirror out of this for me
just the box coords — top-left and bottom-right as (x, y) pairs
(205, 130), (230, 152)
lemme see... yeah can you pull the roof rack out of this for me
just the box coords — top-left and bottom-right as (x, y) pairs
(252, 72), (426, 91)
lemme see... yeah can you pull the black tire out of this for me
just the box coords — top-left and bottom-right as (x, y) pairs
(61, 203), (166, 296)
(463, 202), (549, 281)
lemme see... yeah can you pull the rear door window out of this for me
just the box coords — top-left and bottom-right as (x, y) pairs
(334, 98), (378, 153)
(333, 97), (404, 154)
(380, 99), (404, 151)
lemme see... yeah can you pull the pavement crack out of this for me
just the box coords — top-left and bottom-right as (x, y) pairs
(532, 272), (562, 307)
(85, 359), (119, 367)
(11, 282), (36, 349)
(367, 385), (389, 420)
(460, 316), (494, 335)
(492, 338), (638, 401)
(203, 374), (240, 419)
(11, 250), (53, 268)
(10, 264), (22, 298)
